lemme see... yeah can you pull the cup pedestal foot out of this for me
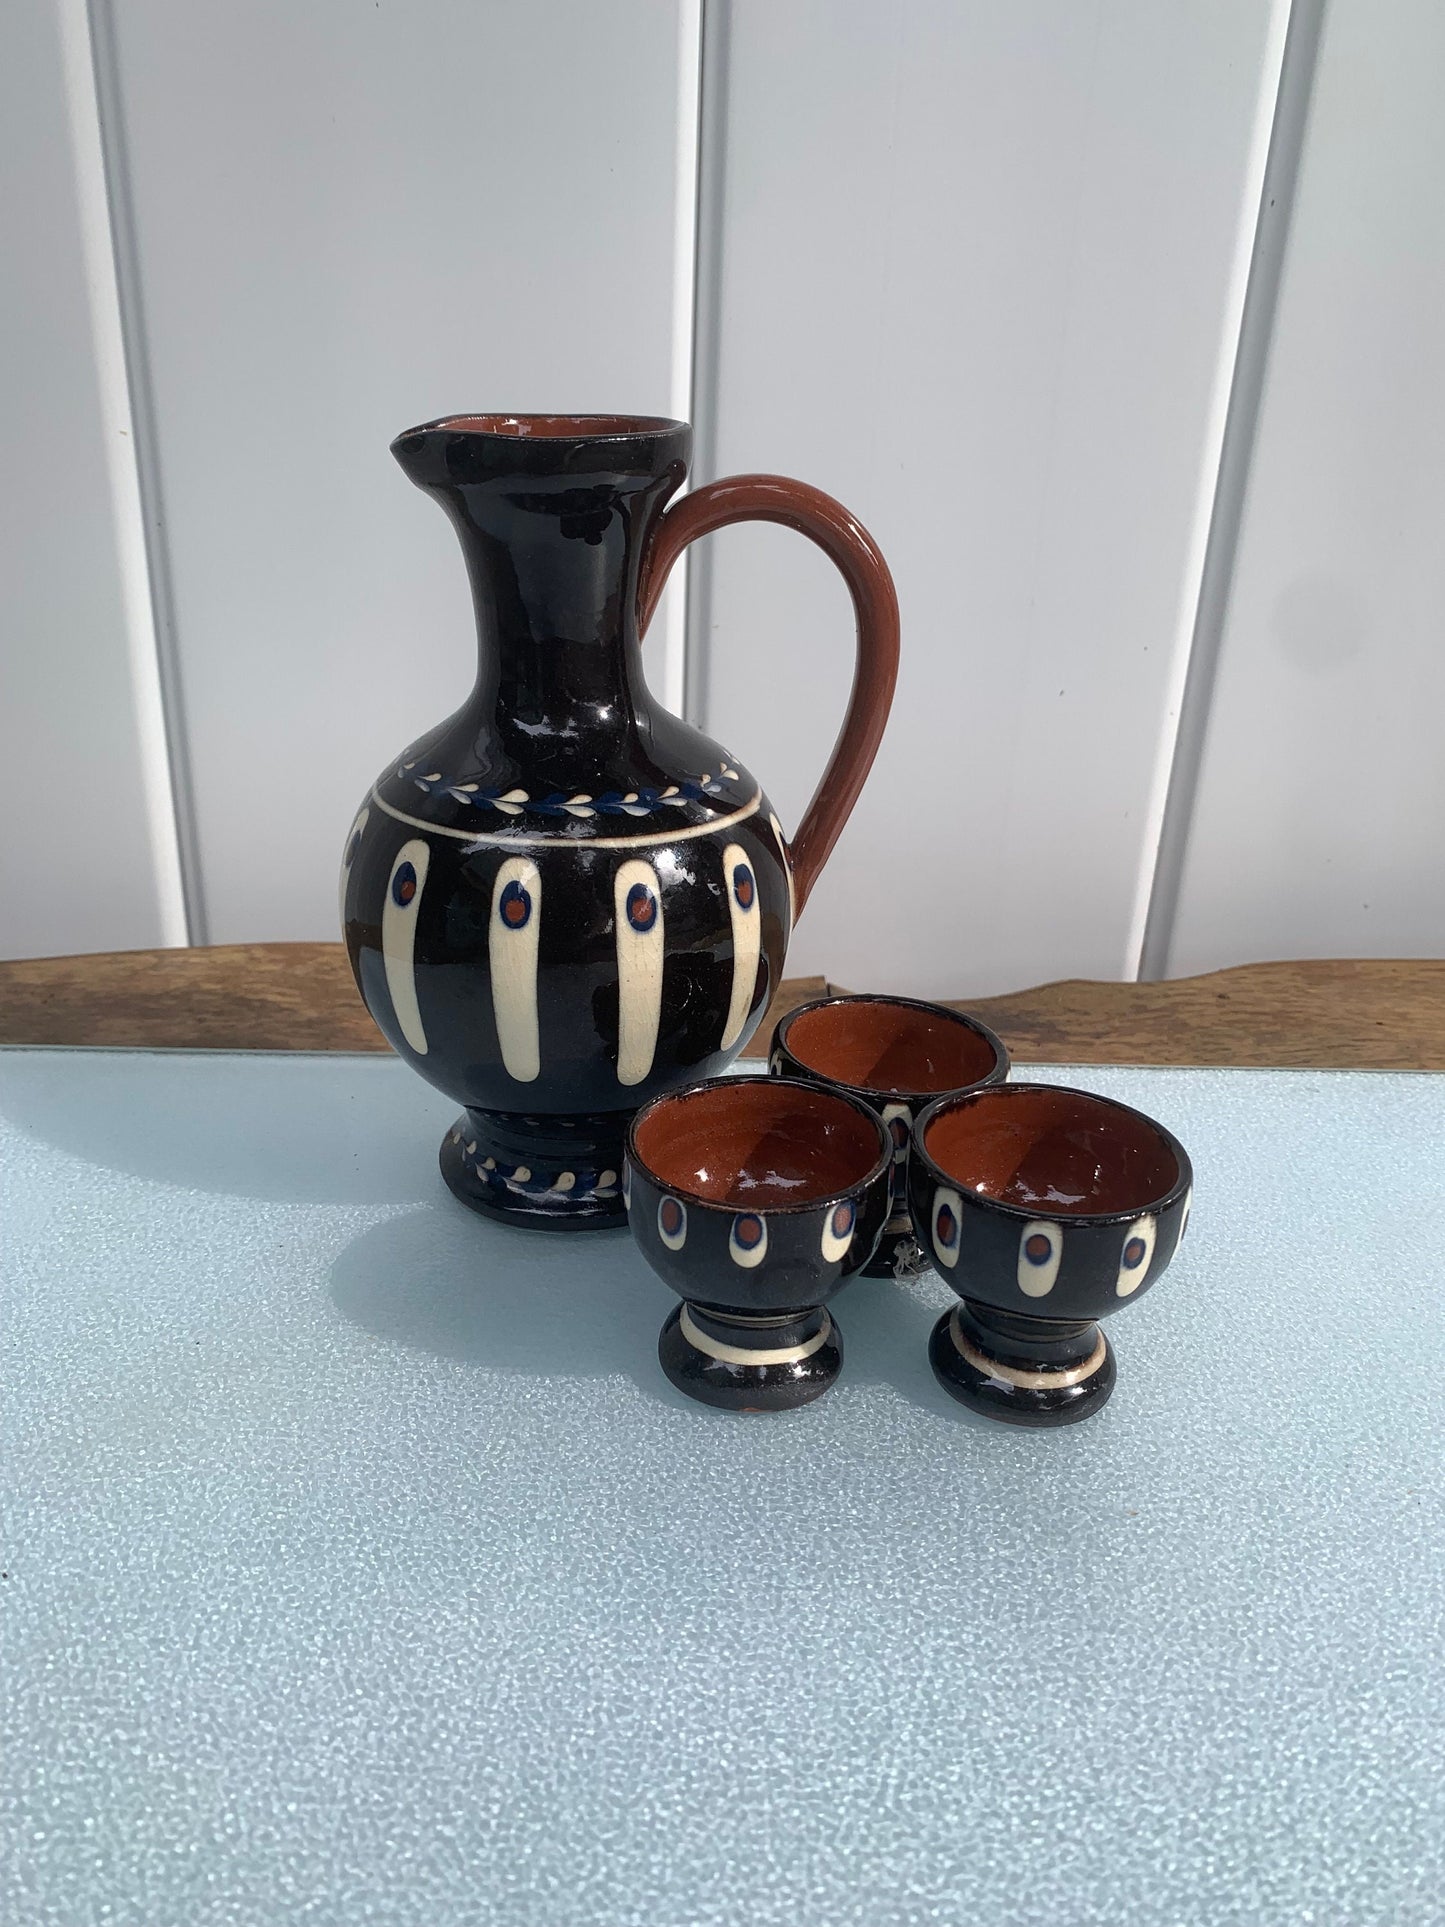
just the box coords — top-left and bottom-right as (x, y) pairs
(659, 1302), (842, 1412)
(928, 1300), (1115, 1427)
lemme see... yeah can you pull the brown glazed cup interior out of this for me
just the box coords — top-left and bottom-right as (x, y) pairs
(922, 1085), (1181, 1217)
(631, 1079), (889, 1210)
(783, 996), (1002, 1096)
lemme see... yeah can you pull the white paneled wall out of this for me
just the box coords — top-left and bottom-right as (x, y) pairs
(697, 0), (1285, 996)
(0, 0), (180, 959)
(1165, 0), (1445, 974)
(5, 0), (1440, 985)
(104, 0), (698, 944)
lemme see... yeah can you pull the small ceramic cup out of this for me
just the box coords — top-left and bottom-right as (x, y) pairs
(625, 1076), (893, 1412)
(908, 1083), (1193, 1426)
(771, 994), (1009, 1277)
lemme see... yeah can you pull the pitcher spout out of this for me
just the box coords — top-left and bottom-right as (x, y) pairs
(389, 413), (690, 673)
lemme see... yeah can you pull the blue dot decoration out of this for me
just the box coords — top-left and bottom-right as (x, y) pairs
(936, 1203), (958, 1249)
(831, 1201), (855, 1239)
(626, 882), (658, 932)
(732, 863), (756, 911)
(734, 1214), (764, 1249)
(1123, 1235), (1147, 1269)
(1024, 1231), (1053, 1265)
(391, 861), (418, 908)
(498, 879), (532, 929)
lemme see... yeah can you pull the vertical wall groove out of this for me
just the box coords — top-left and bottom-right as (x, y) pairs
(1135, 0), (1327, 980)
(681, 0), (731, 729)
(657, 0), (704, 721)
(83, 0), (209, 944)
(57, 0), (189, 946)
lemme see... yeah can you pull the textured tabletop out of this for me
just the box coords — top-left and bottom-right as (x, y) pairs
(1, 1050), (1442, 1927)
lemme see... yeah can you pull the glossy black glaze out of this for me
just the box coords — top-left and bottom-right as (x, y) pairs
(771, 995), (1009, 1277)
(908, 1083), (1193, 1426)
(341, 418), (791, 1228)
(928, 1303), (1117, 1427)
(657, 1304), (843, 1414)
(626, 1077), (892, 1411)
(440, 1109), (631, 1228)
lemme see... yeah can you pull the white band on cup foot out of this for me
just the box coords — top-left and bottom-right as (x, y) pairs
(680, 1306), (832, 1368)
(949, 1308), (1106, 1390)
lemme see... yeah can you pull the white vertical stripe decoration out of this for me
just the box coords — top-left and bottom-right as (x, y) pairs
(489, 855), (543, 1083)
(614, 859), (666, 1086)
(382, 838), (431, 1056)
(719, 840), (762, 1050)
(881, 1102), (913, 1231)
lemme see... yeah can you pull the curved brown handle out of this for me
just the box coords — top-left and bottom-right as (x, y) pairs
(639, 474), (900, 916)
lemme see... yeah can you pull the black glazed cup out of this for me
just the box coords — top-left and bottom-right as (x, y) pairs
(625, 1076), (893, 1412)
(908, 1082), (1193, 1426)
(771, 994), (1009, 1277)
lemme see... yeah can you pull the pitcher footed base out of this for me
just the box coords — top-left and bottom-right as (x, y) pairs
(440, 1107), (631, 1230)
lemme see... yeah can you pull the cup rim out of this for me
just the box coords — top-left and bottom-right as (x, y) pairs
(773, 993), (1010, 1104)
(911, 1080), (1193, 1225)
(625, 1073), (892, 1216)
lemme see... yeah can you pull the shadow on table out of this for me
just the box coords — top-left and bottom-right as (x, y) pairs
(328, 1198), (989, 1425)
(832, 1269), (1004, 1429)
(0, 1048), (1009, 1428)
(328, 1199), (691, 1409)
(0, 1049), (441, 1206)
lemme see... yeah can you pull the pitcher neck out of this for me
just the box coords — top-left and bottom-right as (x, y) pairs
(450, 483), (657, 721)
(391, 415), (691, 730)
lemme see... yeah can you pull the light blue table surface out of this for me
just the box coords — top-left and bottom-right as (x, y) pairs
(1, 1048), (1442, 1927)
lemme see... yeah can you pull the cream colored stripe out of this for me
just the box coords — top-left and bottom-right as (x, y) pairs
(488, 855), (541, 1082)
(680, 1305), (832, 1367)
(372, 786), (761, 848)
(381, 838), (430, 1056)
(614, 858), (665, 1087)
(949, 1309), (1106, 1390)
(719, 840), (761, 1051)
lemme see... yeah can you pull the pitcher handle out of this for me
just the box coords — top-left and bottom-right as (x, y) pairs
(638, 474), (900, 917)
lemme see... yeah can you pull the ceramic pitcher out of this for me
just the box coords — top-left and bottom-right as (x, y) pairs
(341, 414), (899, 1228)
